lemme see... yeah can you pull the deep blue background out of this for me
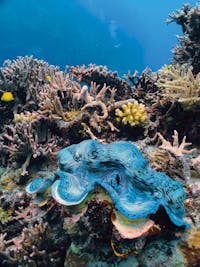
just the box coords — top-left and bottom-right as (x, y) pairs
(0, 0), (197, 75)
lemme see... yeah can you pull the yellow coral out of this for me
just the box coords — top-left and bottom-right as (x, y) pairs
(115, 101), (147, 126)
(156, 64), (200, 99)
(64, 109), (81, 121)
(0, 207), (13, 225)
(46, 75), (52, 81)
(1, 91), (14, 102)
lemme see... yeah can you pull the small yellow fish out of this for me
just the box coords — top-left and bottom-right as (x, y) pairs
(1, 92), (14, 102)
(46, 75), (52, 81)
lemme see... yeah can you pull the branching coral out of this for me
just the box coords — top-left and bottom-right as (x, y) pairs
(70, 64), (133, 100)
(115, 101), (147, 126)
(150, 130), (196, 183)
(0, 116), (58, 176)
(0, 56), (59, 112)
(0, 188), (69, 267)
(156, 64), (200, 103)
(0, 223), (48, 264)
(47, 80), (119, 139)
(167, 3), (200, 74)
(0, 57), (158, 150)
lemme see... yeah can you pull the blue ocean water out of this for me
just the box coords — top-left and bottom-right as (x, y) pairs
(0, 0), (197, 75)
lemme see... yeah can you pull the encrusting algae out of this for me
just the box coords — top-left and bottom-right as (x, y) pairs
(115, 101), (147, 126)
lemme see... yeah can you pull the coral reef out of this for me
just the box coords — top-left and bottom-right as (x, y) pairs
(0, 56), (59, 129)
(0, 116), (58, 176)
(70, 64), (133, 101)
(0, 189), (69, 267)
(167, 3), (200, 74)
(0, 3), (200, 263)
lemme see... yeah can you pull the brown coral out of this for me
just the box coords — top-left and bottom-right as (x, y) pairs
(0, 117), (58, 176)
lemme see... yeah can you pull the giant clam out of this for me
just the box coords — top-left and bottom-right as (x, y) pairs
(26, 139), (189, 231)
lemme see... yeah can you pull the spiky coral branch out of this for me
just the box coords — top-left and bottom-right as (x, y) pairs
(152, 130), (196, 183)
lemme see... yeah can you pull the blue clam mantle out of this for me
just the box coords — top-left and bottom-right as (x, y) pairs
(26, 139), (189, 228)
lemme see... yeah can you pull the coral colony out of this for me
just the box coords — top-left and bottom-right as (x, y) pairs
(0, 2), (200, 267)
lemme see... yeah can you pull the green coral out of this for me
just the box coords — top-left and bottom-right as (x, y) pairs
(115, 101), (147, 126)
(0, 207), (13, 225)
(156, 64), (200, 101)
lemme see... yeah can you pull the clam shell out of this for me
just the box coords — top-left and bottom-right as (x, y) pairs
(52, 171), (92, 205)
(111, 210), (155, 239)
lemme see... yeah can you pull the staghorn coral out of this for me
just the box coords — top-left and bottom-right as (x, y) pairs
(38, 70), (119, 141)
(154, 130), (196, 157)
(167, 3), (200, 74)
(0, 57), (157, 146)
(38, 70), (80, 116)
(156, 64), (200, 109)
(52, 81), (122, 141)
(0, 188), (69, 267)
(115, 101), (147, 126)
(0, 223), (56, 266)
(0, 56), (59, 114)
(0, 116), (58, 176)
(70, 64), (133, 100)
(124, 68), (159, 100)
(150, 130), (196, 183)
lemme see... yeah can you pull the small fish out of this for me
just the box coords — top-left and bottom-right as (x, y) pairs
(46, 75), (52, 81)
(1, 91), (14, 102)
